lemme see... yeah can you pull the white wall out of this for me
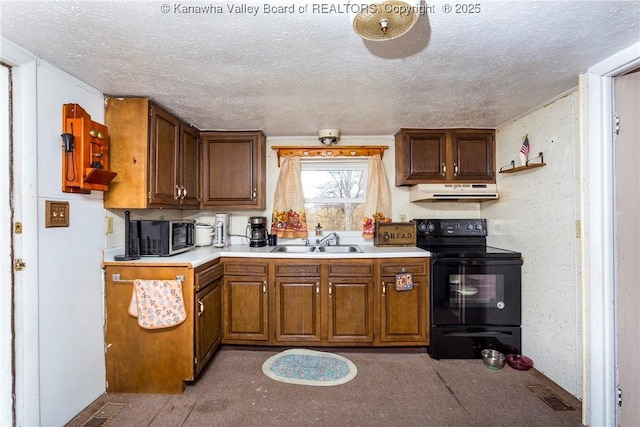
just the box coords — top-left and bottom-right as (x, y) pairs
(34, 64), (107, 424)
(483, 92), (582, 397)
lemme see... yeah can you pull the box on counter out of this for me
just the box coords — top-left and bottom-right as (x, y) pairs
(374, 222), (416, 247)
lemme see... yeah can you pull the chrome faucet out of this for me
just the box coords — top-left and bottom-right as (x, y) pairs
(301, 238), (311, 246)
(316, 232), (340, 246)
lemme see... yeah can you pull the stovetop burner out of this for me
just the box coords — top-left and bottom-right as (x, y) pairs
(424, 245), (521, 259)
(413, 218), (521, 259)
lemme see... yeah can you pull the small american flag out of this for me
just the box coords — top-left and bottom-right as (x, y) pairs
(520, 136), (530, 160)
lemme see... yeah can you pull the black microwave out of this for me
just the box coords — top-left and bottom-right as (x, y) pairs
(128, 220), (196, 256)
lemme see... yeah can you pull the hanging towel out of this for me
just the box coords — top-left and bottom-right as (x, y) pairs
(128, 279), (187, 329)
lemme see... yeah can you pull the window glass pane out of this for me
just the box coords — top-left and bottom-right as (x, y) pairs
(301, 160), (367, 232)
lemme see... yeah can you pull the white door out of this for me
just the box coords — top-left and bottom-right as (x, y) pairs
(614, 70), (640, 426)
(1, 63), (14, 426)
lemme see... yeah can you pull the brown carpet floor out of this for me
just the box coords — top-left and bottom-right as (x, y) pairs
(66, 347), (583, 427)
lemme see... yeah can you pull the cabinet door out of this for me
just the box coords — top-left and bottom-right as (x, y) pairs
(195, 277), (222, 375)
(148, 104), (180, 207)
(450, 131), (495, 181)
(104, 265), (194, 393)
(223, 275), (269, 341)
(275, 277), (322, 342)
(327, 262), (374, 343)
(201, 131), (266, 209)
(327, 277), (375, 343)
(395, 129), (447, 185)
(179, 124), (200, 207)
(380, 277), (429, 343)
(104, 97), (150, 209)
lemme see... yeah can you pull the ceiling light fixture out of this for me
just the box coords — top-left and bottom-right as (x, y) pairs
(318, 129), (340, 145)
(351, 1), (420, 41)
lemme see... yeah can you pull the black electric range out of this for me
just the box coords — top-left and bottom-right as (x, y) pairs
(413, 218), (523, 359)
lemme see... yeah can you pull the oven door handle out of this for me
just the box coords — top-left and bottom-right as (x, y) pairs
(443, 331), (514, 337)
(432, 259), (521, 266)
(433, 259), (476, 265)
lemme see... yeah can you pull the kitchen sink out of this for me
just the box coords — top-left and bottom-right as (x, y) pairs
(270, 245), (318, 253)
(316, 245), (363, 253)
(270, 245), (363, 253)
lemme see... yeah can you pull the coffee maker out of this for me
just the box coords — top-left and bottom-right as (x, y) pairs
(248, 216), (268, 247)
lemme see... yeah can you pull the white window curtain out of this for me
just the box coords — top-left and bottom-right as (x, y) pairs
(271, 156), (308, 238)
(362, 154), (392, 238)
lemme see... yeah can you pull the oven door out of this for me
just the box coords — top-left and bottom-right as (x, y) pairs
(431, 257), (521, 327)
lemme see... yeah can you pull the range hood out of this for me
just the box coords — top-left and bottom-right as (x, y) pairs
(409, 183), (499, 202)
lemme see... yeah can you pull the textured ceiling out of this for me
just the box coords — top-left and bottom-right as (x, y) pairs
(1, 1), (639, 136)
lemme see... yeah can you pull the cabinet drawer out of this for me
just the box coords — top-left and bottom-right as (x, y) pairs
(275, 263), (320, 277)
(328, 262), (373, 277)
(379, 261), (427, 276)
(224, 262), (268, 276)
(195, 261), (222, 291)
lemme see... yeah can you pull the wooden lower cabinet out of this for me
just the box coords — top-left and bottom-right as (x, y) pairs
(194, 261), (223, 376)
(104, 262), (223, 394)
(222, 260), (269, 342)
(378, 258), (430, 344)
(274, 262), (322, 342)
(103, 256), (428, 393)
(327, 262), (375, 344)
(223, 257), (428, 347)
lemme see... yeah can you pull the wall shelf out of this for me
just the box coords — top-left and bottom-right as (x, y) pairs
(499, 152), (546, 174)
(271, 145), (388, 167)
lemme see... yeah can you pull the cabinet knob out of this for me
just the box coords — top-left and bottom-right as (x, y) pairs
(328, 282), (332, 296)
(182, 186), (187, 198)
(263, 281), (267, 294)
(174, 185), (181, 200)
(382, 281), (386, 295)
(441, 163), (446, 176)
(252, 188), (257, 200)
(454, 164), (459, 176)
(198, 300), (204, 317)
(316, 282), (320, 295)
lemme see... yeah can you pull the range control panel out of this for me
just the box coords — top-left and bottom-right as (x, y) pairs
(413, 219), (487, 237)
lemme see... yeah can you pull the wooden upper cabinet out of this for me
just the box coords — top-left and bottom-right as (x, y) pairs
(395, 128), (495, 186)
(397, 130), (447, 183)
(104, 97), (200, 209)
(148, 104), (180, 206)
(179, 125), (201, 208)
(200, 131), (266, 209)
(450, 131), (495, 181)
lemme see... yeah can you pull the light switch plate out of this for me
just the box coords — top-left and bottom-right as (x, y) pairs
(45, 201), (69, 227)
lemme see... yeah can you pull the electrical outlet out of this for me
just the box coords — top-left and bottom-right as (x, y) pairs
(105, 216), (113, 234)
(45, 201), (69, 227)
(399, 214), (407, 222)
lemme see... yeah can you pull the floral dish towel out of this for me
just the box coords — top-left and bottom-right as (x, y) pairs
(128, 279), (187, 329)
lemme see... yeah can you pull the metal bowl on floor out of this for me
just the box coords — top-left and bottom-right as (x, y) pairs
(481, 349), (506, 370)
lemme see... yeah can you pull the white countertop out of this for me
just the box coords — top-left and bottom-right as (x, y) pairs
(102, 242), (430, 268)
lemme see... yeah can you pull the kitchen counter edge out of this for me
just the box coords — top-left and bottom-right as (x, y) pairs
(102, 244), (431, 268)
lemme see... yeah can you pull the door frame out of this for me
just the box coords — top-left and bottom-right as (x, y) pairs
(585, 41), (640, 426)
(1, 38), (41, 427)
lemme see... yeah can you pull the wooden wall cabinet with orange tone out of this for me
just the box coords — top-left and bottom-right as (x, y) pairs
(104, 97), (200, 209)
